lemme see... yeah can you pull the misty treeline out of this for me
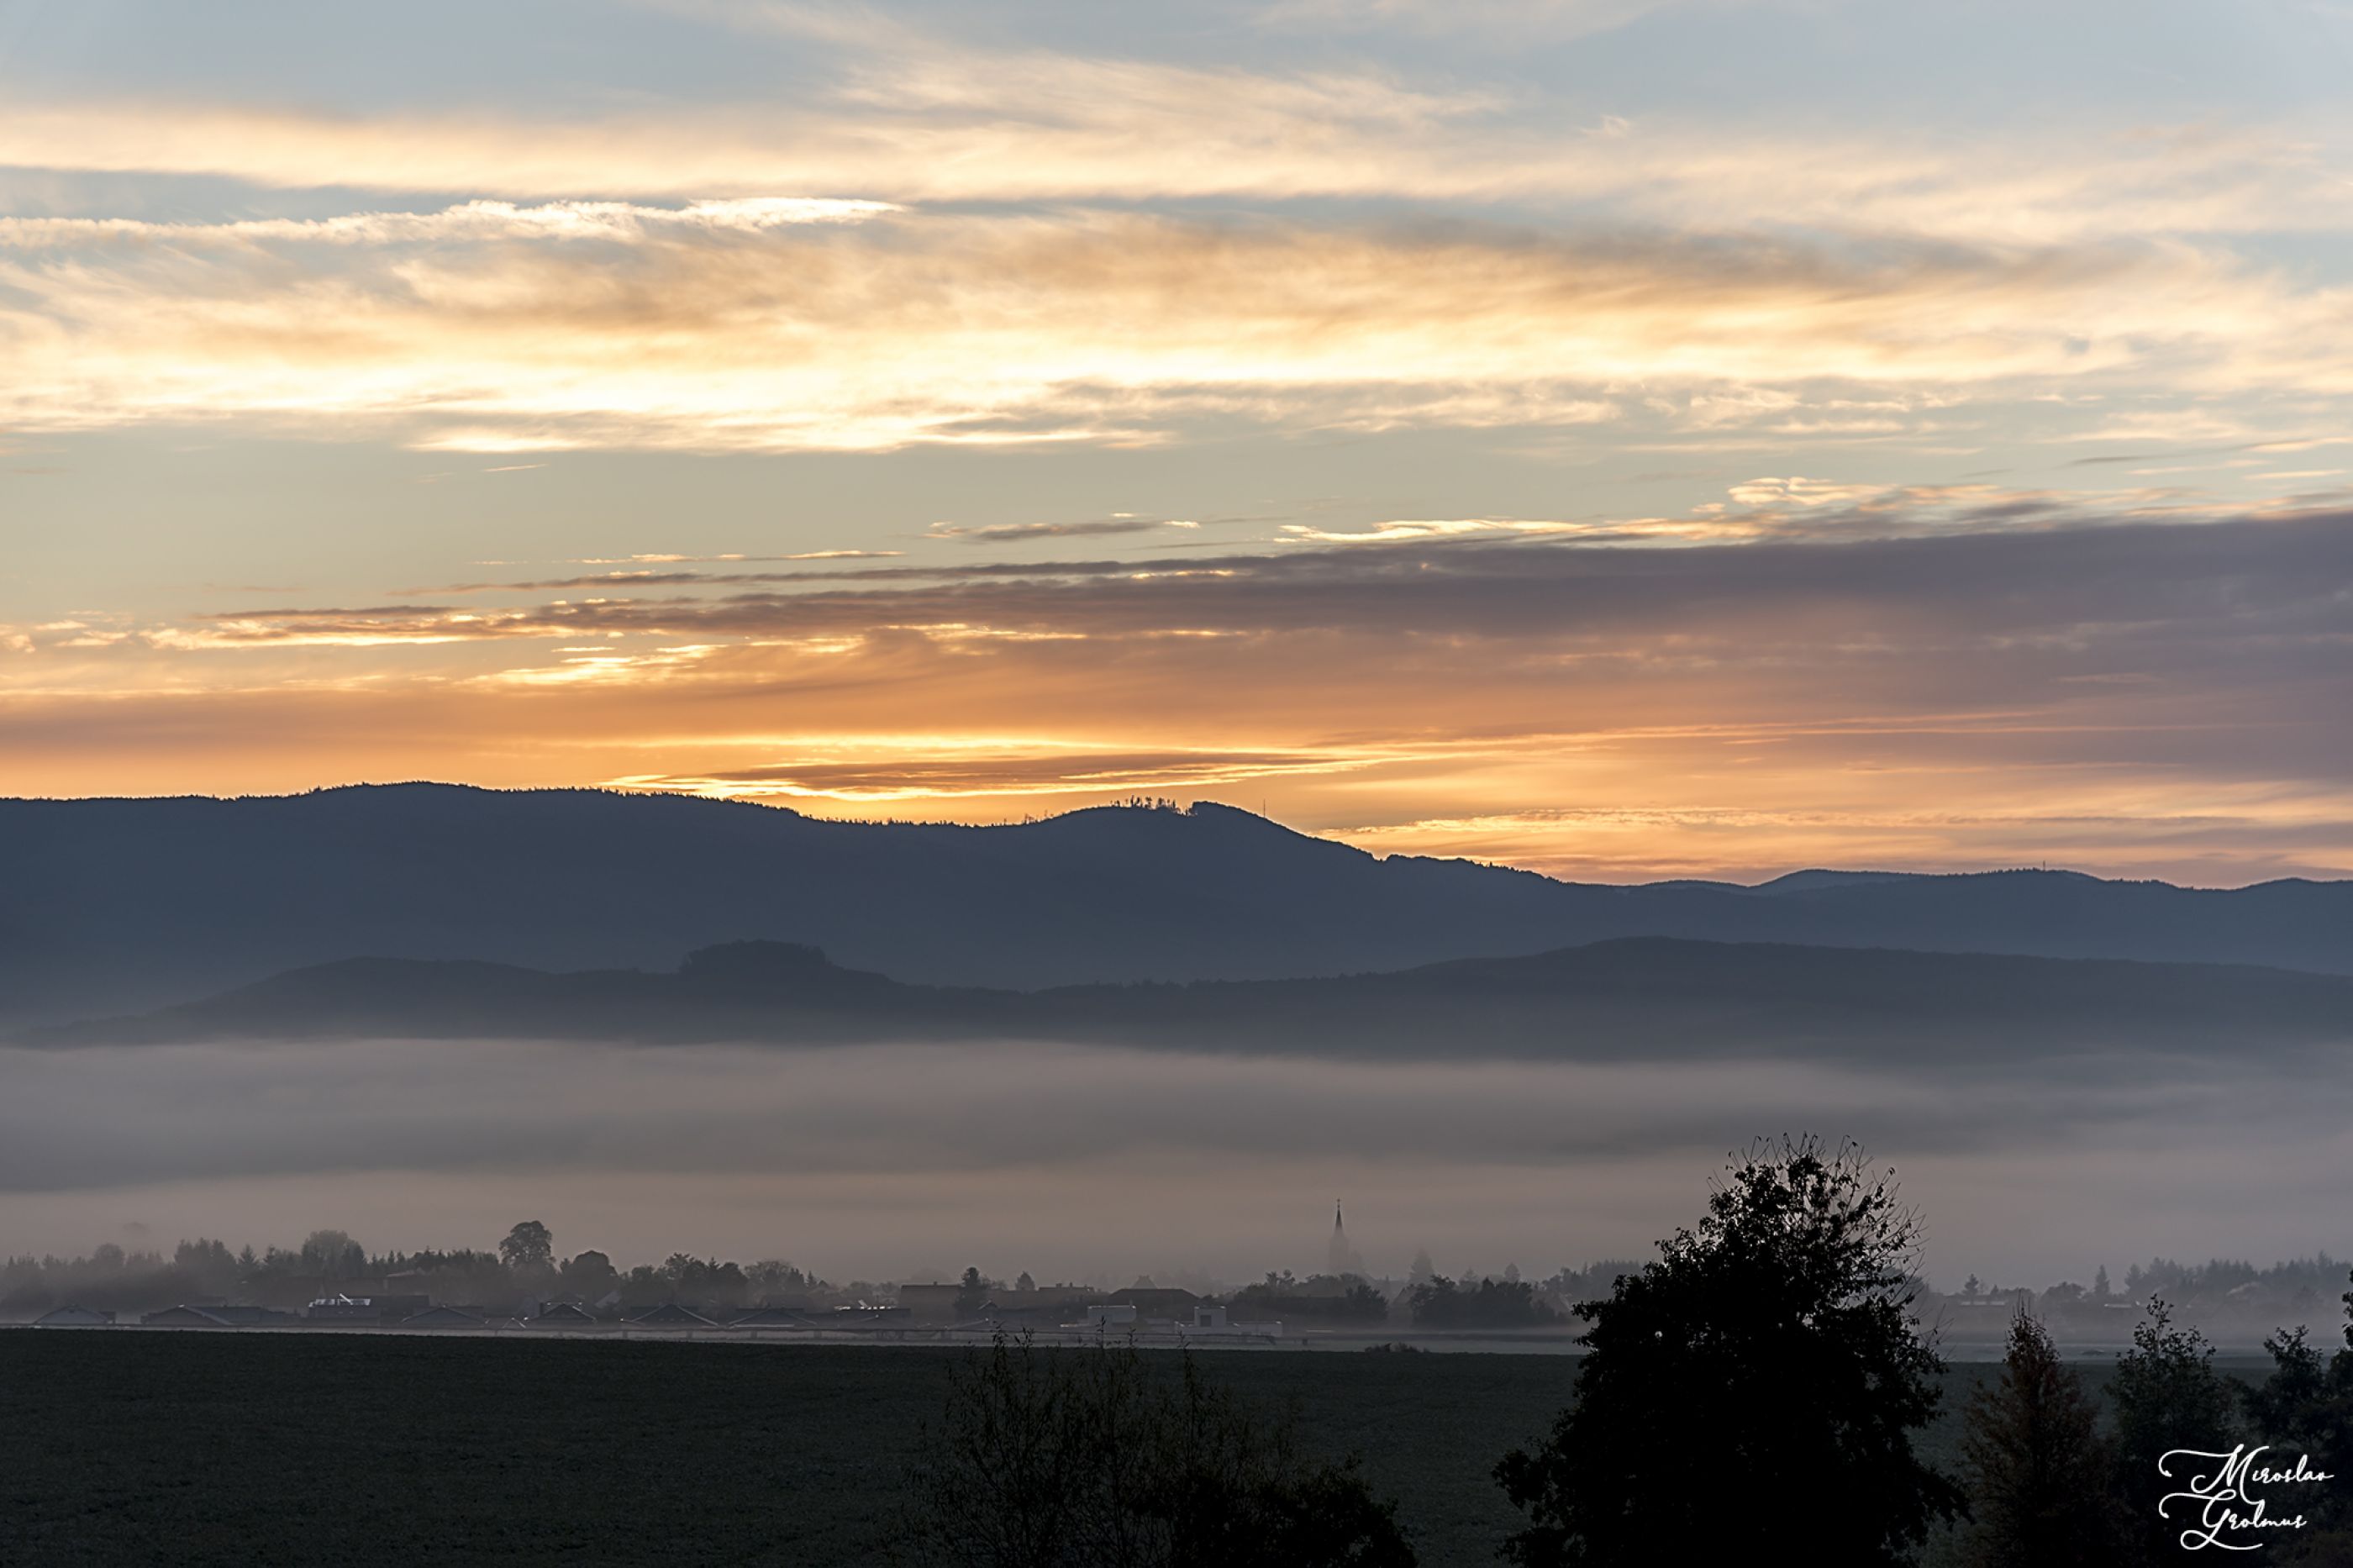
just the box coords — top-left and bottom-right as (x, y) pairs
(4, 1226), (1601, 1329)
(1954, 1254), (2350, 1326)
(0, 1223), (862, 1318)
(898, 1138), (2353, 1567)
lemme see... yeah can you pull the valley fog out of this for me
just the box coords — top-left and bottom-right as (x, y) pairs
(3, 1035), (2344, 1288)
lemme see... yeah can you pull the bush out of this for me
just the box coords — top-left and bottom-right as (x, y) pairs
(896, 1332), (1415, 1568)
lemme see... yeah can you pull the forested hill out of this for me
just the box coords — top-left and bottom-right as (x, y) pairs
(34, 936), (2353, 1062)
(1, 782), (2346, 1026)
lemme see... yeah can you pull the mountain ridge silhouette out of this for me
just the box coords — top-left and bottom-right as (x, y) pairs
(1, 781), (2346, 1027)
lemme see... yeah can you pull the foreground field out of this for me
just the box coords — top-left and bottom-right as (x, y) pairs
(0, 1331), (2257, 1566)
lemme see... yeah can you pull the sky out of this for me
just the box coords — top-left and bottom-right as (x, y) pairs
(6, 0), (2353, 881)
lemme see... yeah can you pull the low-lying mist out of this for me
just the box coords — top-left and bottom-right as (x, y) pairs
(3, 1036), (2344, 1288)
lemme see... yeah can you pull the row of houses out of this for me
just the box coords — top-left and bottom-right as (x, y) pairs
(32, 1290), (1285, 1339)
(30, 1299), (898, 1331)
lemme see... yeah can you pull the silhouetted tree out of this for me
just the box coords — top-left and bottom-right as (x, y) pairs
(499, 1220), (555, 1273)
(557, 1249), (618, 1300)
(1960, 1305), (2127, 1566)
(1403, 1276), (1558, 1329)
(298, 1229), (366, 1279)
(896, 1333), (1414, 1567)
(955, 1266), (991, 1318)
(2240, 1269), (2353, 1561)
(747, 1259), (810, 1298)
(1495, 1135), (1963, 1566)
(2110, 1298), (2243, 1563)
(1233, 1274), (1390, 1323)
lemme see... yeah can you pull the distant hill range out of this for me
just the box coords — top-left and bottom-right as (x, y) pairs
(29, 937), (2353, 1062)
(1, 782), (2348, 1028)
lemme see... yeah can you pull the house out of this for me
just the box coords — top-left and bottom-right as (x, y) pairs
(398, 1306), (486, 1329)
(626, 1302), (715, 1329)
(208, 1304), (298, 1326)
(826, 1304), (912, 1329)
(1077, 1303), (1139, 1329)
(1105, 1287), (1202, 1319)
(974, 1287), (1101, 1328)
(1187, 1305), (1282, 1338)
(729, 1307), (816, 1329)
(531, 1302), (597, 1327)
(33, 1305), (114, 1327)
(142, 1305), (233, 1328)
(306, 1295), (382, 1324)
(896, 1283), (966, 1324)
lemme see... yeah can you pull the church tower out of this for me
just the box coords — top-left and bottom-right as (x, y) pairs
(1326, 1200), (1358, 1278)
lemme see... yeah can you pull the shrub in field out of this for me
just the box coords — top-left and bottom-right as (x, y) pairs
(896, 1331), (1415, 1568)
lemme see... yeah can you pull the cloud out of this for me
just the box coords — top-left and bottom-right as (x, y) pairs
(3, 199), (2341, 454)
(608, 744), (1374, 802)
(0, 197), (895, 251)
(929, 518), (1203, 543)
(1257, 0), (1724, 40)
(5, 57), (2347, 247)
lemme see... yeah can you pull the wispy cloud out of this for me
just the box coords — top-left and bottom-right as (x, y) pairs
(5, 201), (2341, 454)
(929, 517), (1203, 543)
(3, 75), (2345, 244)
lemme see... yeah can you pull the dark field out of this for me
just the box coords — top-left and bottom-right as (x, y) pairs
(0, 1331), (2261, 1566)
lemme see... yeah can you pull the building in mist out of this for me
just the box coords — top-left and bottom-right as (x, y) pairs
(1326, 1201), (1364, 1277)
(626, 1302), (715, 1329)
(142, 1306), (233, 1328)
(306, 1295), (382, 1324)
(896, 1283), (966, 1324)
(1105, 1286), (1203, 1318)
(32, 1305), (114, 1327)
(399, 1306), (486, 1329)
(729, 1307), (816, 1330)
(532, 1302), (597, 1327)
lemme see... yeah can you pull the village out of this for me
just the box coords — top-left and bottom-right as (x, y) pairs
(26, 1281), (1298, 1343)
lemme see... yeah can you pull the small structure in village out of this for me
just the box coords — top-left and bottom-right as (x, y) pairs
(32, 1305), (116, 1327)
(531, 1302), (597, 1327)
(399, 1305), (487, 1329)
(626, 1302), (715, 1329)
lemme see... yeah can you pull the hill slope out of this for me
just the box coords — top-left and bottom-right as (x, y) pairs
(35, 937), (2353, 1063)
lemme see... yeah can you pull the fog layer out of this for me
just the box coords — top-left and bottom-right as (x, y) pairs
(3, 1038), (2343, 1287)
